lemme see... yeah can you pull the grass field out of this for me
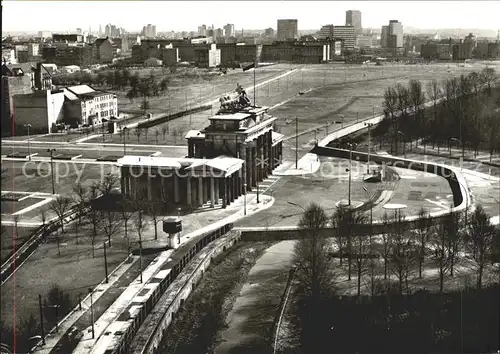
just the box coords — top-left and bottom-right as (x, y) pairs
(0, 225), (38, 263)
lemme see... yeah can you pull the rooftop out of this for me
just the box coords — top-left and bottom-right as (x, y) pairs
(209, 112), (252, 121)
(117, 155), (244, 176)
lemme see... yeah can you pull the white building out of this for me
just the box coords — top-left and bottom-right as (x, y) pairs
(208, 44), (221, 68)
(224, 23), (235, 38)
(2, 49), (17, 64)
(63, 85), (118, 127)
(61, 65), (80, 74)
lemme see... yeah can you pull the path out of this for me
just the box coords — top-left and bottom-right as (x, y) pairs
(216, 240), (296, 354)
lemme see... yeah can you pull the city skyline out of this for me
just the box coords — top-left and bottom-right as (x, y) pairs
(2, 1), (500, 33)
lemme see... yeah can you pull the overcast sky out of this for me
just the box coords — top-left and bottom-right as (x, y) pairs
(3, 1), (500, 33)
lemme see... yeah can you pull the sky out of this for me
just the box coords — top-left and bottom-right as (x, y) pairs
(2, 1), (500, 33)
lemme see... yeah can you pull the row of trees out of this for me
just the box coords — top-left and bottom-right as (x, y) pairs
(118, 123), (184, 143)
(295, 202), (499, 300)
(377, 67), (499, 157)
(52, 68), (169, 92)
(48, 173), (169, 260)
(292, 202), (500, 353)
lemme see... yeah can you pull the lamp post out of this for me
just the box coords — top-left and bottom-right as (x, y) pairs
(363, 186), (375, 296)
(123, 127), (128, 155)
(47, 148), (56, 194)
(364, 122), (374, 174)
(295, 117), (298, 169)
(397, 131), (406, 158)
(88, 288), (95, 339)
(345, 143), (356, 206)
(24, 124), (32, 161)
(455, 178), (470, 230)
(244, 183), (247, 215)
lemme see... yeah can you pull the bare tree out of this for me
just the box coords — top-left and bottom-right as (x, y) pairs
(352, 214), (369, 296)
(49, 196), (72, 233)
(155, 129), (160, 144)
(443, 208), (461, 277)
(161, 124), (168, 140)
(408, 79), (426, 149)
(294, 203), (333, 298)
(426, 80), (443, 151)
(72, 182), (88, 243)
(466, 205), (496, 289)
(415, 207), (434, 279)
(86, 185), (100, 258)
(147, 202), (161, 240)
(133, 201), (149, 281)
(96, 210), (122, 247)
(389, 214), (416, 295)
(135, 126), (142, 142)
(120, 197), (135, 250)
(431, 218), (450, 293)
(479, 67), (497, 94)
(331, 206), (365, 280)
(96, 174), (119, 247)
(380, 212), (392, 280)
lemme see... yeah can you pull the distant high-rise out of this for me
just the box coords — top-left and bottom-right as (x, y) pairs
(319, 25), (334, 40)
(142, 24), (156, 38)
(76, 28), (82, 35)
(198, 24), (207, 37)
(388, 20), (403, 48)
(381, 25), (389, 48)
(224, 23), (235, 38)
(332, 26), (355, 50)
(277, 19), (298, 41)
(346, 10), (362, 36)
(99, 24), (102, 36)
(264, 28), (275, 37)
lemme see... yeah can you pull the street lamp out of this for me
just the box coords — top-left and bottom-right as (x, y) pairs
(397, 131), (406, 157)
(123, 127), (128, 155)
(24, 124), (32, 161)
(244, 183), (247, 215)
(362, 186), (376, 296)
(364, 122), (374, 174)
(88, 288), (95, 339)
(47, 148), (56, 194)
(454, 177), (470, 230)
(345, 142), (357, 206)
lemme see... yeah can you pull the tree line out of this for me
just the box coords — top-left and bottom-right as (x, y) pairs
(291, 202), (500, 353)
(52, 69), (170, 101)
(375, 67), (499, 158)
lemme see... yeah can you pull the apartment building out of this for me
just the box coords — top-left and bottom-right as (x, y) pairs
(332, 26), (355, 51)
(64, 84), (118, 127)
(277, 19), (298, 41)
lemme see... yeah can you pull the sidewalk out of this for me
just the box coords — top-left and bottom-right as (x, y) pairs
(33, 189), (275, 353)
